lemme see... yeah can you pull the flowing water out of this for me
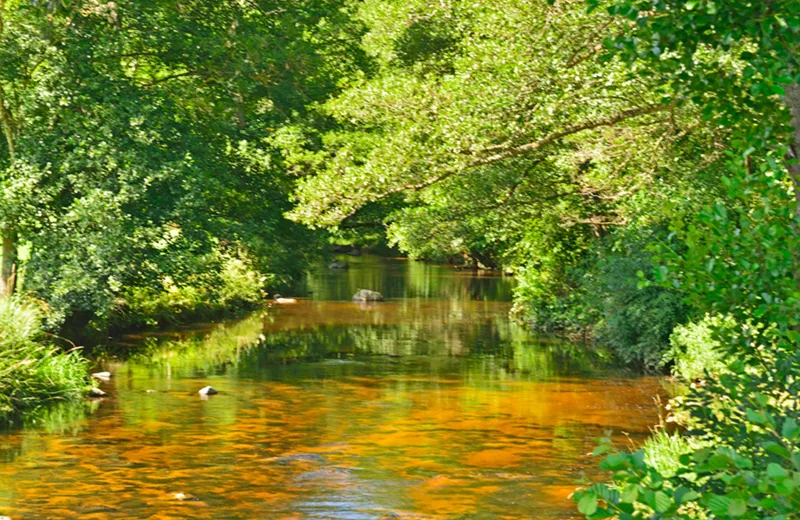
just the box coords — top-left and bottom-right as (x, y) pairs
(0, 256), (662, 519)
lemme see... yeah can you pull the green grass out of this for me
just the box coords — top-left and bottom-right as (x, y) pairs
(0, 297), (92, 422)
(643, 427), (705, 478)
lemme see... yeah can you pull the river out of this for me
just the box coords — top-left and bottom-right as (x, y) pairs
(0, 256), (662, 519)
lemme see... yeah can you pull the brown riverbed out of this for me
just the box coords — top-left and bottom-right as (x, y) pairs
(0, 256), (662, 519)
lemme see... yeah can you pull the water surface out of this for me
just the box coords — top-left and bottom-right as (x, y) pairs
(0, 256), (661, 519)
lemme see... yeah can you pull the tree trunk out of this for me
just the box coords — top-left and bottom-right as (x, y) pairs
(783, 83), (800, 218)
(0, 0), (17, 298)
(1, 225), (17, 297)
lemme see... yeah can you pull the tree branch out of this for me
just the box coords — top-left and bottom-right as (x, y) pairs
(471, 102), (671, 166)
(141, 71), (202, 87)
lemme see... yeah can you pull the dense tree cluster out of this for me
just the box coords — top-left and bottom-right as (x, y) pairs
(0, 0), (368, 327)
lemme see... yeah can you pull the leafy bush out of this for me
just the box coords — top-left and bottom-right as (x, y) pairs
(576, 134), (800, 520)
(0, 298), (91, 421)
(113, 249), (269, 330)
(666, 314), (733, 381)
(516, 226), (691, 370)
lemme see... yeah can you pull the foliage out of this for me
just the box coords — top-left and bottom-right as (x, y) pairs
(277, 0), (727, 272)
(666, 314), (732, 381)
(0, 0), (370, 327)
(113, 248), (269, 331)
(574, 0), (800, 519)
(0, 298), (92, 422)
(643, 428), (703, 479)
(515, 226), (691, 370)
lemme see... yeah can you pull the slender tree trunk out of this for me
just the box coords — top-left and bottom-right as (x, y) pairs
(1, 226), (16, 297)
(783, 83), (800, 219)
(0, 0), (17, 298)
(0, 85), (18, 297)
(782, 84), (800, 294)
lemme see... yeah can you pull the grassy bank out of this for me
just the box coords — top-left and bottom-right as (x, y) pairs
(0, 298), (94, 422)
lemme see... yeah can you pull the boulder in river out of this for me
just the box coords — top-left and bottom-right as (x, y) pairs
(198, 386), (218, 397)
(352, 289), (384, 302)
(328, 260), (349, 269)
(91, 371), (111, 381)
(346, 248), (362, 257)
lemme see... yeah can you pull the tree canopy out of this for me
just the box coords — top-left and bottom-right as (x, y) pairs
(0, 0), (369, 325)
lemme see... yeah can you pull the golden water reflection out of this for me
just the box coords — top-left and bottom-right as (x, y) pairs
(0, 257), (662, 519)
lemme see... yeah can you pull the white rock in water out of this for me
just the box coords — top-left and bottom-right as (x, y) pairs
(328, 260), (349, 269)
(352, 289), (384, 302)
(198, 386), (218, 396)
(273, 294), (298, 304)
(88, 387), (107, 398)
(91, 371), (112, 380)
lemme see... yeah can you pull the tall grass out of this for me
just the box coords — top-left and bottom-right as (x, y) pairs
(0, 298), (91, 421)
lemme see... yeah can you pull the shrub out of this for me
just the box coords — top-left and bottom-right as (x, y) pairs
(516, 226), (691, 370)
(113, 248), (270, 330)
(665, 314), (733, 381)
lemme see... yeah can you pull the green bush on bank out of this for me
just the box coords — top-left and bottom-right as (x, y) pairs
(516, 226), (691, 370)
(665, 314), (733, 381)
(0, 298), (92, 421)
(113, 249), (270, 330)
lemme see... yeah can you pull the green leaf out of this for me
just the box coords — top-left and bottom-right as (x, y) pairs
(593, 445), (610, 456)
(653, 491), (671, 513)
(620, 484), (639, 504)
(728, 498), (747, 517)
(705, 494), (732, 516)
(764, 441), (790, 458)
(767, 462), (787, 478)
(674, 486), (699, 504)
(782, 419), (799, 440)
(578, 493), (598, 516)
(746, 408), (767, 424)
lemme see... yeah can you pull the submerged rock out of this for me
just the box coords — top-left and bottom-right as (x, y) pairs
(268, 452), (326, 465)
(328, 260), (349, 269)
(198, 386), (218, 397)
(321, 359), (363, 365)
(346, 248), (362, 257)
(295, 467), (353, 481)
(352, 289), (384, 302)
(91, 371), (111, 381)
